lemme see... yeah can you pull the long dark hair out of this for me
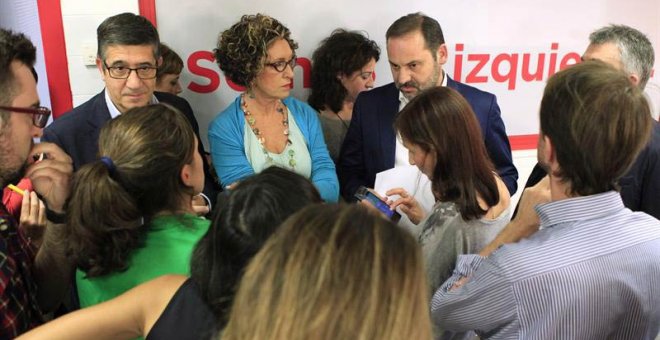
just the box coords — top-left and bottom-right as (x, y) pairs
(394, 87), (499, 220)
(190, 166), (322, 327)
(66, 104), (197, 277)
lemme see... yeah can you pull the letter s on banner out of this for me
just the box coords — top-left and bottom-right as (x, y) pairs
(188, 51), (220, 93)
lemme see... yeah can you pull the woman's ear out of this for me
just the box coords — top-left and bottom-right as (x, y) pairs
(180, 164), (193, 186)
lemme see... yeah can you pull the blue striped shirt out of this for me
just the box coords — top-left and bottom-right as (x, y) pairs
(430, 191), (660, 339)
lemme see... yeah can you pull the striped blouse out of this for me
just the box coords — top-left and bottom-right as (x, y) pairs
(431, 191), (660, 339)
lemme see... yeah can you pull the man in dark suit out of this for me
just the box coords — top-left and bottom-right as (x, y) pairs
(338, 12), (517, 201)
(42, 13), (220, 207)
(516, 24), (659, 220)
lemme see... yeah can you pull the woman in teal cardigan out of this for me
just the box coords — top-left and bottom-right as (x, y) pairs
(65, 104), (209, 308)
(208, 14), (338, 202)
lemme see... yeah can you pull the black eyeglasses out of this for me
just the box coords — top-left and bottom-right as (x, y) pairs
(265, 57), (297, 72)
(0, 106), (51, 128)
(103, 61), (158, 79)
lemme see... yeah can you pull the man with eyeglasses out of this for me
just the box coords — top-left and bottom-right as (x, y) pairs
(42, 12), (220, 209)
(0, 28), (74, 337)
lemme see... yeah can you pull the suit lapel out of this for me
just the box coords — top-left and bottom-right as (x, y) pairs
(380, 83), (400, 169)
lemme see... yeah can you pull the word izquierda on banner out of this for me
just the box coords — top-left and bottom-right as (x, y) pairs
(185, 43), (581, 93)
(452, 43), (581, 90)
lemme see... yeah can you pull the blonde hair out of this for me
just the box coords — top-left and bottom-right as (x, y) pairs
(222, 205), (432, 340)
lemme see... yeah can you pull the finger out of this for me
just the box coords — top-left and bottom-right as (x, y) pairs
(28, 143), (73, 164)
(385, 187), (406, 197)
(29, 191), (40, 222)
(389, 196), (414, 210)
(192, 205), (210, 216)
(38, 199), (46, 226)
(20, 189), (30, 223)
(25, 159), (74, 179)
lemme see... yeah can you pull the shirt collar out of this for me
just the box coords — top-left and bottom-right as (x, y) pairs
(535, 191), (625, 229)
(104, 89), (159, 119)
(398, 70), (447, 106)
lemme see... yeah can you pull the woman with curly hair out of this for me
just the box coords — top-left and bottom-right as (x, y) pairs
(66, 103), (210, 308)
(308, 29), (380, 162)
(208, 14), (338, 202)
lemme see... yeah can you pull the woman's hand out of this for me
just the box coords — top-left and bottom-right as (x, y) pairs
(19, 190), (46, 245)
(386, 188), (426, 224)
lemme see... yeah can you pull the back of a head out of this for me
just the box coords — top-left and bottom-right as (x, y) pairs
(540, 60), (653, 196)
(223, 205), (432, 340)
(157, 42), (183, 79)
(395, 86), (499, 220)
(0, 29), (36, 112)
(67, 103), (196, 277)
(386, 12), (444, 53)
(308, 29), (380, 112)
(190, 166), (322, 325)
(97, 12), (160, 60)
(589, 24), (655, 89)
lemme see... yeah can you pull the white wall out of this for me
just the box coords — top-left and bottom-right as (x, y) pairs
(0, 0), (51, 114)
(59, 0), (139, 106)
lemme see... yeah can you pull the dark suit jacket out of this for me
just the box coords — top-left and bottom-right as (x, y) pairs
(338, 78), (518, 201)
(516, 122), (660, 220)
(42, 90), (221, 204)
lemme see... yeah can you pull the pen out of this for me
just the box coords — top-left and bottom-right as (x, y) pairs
(7, 184), (25, 196)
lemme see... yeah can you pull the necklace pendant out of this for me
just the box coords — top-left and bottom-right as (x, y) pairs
(258, 137), (265, 145)
(283, 128), (289, 136)
(289, 158), (297, 168)
(247, 116), (255, 125)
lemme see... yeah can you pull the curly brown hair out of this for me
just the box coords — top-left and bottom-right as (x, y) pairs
(214, 14), (298, 87)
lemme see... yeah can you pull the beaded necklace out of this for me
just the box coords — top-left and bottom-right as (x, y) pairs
(241, 94), (296, 169)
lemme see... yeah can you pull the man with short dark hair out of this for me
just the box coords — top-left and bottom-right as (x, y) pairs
(432, 61), (660, 338)
(43, 12), (219, 207)
(338, 12), (517, 201)
(0, 28), (73, 337)
(517, 24), (660, 219)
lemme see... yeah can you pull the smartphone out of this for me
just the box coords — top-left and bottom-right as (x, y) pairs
(354, 186), (401, 222)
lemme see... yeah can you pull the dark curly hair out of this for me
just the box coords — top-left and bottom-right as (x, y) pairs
(308, 29), (380, 113)
(214, 14), (298, 87)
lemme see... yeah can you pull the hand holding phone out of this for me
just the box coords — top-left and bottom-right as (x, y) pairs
(354, 186), (401, 222)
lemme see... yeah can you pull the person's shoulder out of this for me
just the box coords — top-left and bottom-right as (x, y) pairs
(284, 96), (316, 114)
(357, 82), (398, 102)
(448, 77), (496, 100)
(45, 93), (104, 133)
(210, 96), (242, 129)
(155, 92), (192, 112)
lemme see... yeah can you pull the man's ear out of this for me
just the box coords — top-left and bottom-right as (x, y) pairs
(180, 163), (193, 187)
(629, 73), (640, 87)
(96, 57), (105, 77)
(436, 43), (448, 65)
(541, 135), (561, 174)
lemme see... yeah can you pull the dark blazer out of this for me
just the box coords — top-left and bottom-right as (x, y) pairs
(42, 90), (221, 203)
(338, 78), (518, 201)
(515, 122), (660, 220)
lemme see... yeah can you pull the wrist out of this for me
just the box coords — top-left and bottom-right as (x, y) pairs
(45, 206), (66, 224)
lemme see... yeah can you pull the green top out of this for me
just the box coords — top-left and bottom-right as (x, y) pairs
(76, 213), (210, 308)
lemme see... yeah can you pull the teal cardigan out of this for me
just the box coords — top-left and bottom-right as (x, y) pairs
(209, 95), (339, 202)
